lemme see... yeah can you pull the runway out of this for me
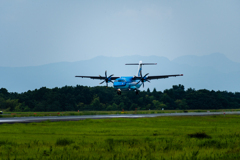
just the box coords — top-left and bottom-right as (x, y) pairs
(1, 111), (240, 124)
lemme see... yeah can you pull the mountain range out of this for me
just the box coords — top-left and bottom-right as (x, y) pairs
(0, 53), (239, 93)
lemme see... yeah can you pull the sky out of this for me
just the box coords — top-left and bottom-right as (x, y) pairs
(0, 0), (240, 67)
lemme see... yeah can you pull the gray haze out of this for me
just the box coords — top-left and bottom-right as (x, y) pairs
(1, 1), (240, 67)
(0, 53), (240, 93)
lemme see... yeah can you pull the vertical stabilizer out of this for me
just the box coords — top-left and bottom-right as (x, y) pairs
(125, 61), (157, 77)
(137, 61), (143, 76)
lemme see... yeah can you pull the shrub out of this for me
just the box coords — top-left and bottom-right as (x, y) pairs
(55, 138), (74, 146)
(188, 132), (211, 139)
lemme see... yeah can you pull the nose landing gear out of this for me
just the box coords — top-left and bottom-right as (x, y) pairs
(117, 89), (121, 95)
(116, 89), (139, 95)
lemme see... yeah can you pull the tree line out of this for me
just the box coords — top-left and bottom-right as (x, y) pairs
(0, 84), (240, 112)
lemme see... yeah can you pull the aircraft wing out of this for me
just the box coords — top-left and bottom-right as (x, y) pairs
(147, 74), (183, 80)
(75, 76), (120, 80)
(133, 74), (183, 80)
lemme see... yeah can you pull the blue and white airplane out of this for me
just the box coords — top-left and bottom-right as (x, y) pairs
(75, 61), (183, 95)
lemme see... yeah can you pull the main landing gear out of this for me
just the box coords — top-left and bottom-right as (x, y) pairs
(135, 90), (139, 95)
(117, 89), (121, 95)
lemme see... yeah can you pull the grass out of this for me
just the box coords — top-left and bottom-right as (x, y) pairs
(0, 115), (240, 159)
(1, 109), (240, 118)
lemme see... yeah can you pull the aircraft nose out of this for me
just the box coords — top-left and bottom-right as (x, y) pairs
(113, 82), (126, 87)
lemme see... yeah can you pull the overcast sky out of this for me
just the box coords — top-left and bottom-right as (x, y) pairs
(1, 0), (240, 67)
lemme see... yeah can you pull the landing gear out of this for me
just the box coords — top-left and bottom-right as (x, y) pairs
(135, 90), (139, 95)
(117, 89), (121, 95)
(117, 91), (121, 95)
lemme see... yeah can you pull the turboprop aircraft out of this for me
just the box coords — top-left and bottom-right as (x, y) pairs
(75, 61), (183, 95)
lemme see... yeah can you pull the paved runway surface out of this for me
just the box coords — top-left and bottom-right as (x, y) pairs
(1, 111), (240, 124)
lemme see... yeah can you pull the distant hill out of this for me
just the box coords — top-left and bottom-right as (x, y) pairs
(0, 53), (239, 93)
(172, 53), (240, 73)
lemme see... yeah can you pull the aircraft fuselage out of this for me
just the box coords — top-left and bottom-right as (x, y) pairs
(113, 77), (142, 91)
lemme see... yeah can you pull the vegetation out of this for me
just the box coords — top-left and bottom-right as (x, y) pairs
(0, 115), (240, 159)
(0, 84), (240, 112)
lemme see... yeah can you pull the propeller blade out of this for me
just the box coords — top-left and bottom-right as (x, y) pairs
(143, 82), (144, 88)
(100, 71), (114, 86)
(108, 74), (114, 78)
(136, 80), (141, 84)
(143, 73), (149, 78)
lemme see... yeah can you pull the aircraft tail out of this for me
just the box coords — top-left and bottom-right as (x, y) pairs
(125, 61), (157, 76)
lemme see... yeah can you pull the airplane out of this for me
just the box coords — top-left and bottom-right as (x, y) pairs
(75, 61), (183, 95)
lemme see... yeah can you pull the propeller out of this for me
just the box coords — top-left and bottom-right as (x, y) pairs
(136, 72), (150, 88)
(99, 71), (114, 87)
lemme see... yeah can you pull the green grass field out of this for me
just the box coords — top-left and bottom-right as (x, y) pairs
(0, 115), (240, 159)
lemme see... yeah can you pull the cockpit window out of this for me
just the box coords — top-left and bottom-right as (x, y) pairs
(116, 80), (126, 82)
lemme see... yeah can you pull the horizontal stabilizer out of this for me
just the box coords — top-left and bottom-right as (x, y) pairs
(125, 63), (157, 65)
